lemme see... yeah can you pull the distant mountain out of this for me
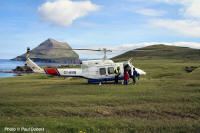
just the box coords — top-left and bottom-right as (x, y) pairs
(113, 44), (200, 61)
(13, 38), (80, 64)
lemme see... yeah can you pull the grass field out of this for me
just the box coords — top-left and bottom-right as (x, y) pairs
(0, 59), (200, 133)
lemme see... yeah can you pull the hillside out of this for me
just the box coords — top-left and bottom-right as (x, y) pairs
(113, 44), (200, 61)
(13, 38), (80, 64)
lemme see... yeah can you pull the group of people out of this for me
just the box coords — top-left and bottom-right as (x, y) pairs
(114, 66), (139, 85)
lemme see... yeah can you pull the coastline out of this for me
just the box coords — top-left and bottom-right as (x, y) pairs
(0, 70), (13, 73)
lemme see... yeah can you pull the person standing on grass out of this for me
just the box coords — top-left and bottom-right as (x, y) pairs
(124, 71), (129, 85)
(114, 67), (121, 84)
(133, 67), (138, 85)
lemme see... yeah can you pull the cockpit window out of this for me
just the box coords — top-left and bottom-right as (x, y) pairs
(100, 68), (106, 75)
(108, 67), (114, 74)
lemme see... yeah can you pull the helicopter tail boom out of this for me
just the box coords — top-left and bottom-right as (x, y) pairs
(47, 68), (83, 77)
(26, 58), (45, 73)
(26, 57), (83, 77)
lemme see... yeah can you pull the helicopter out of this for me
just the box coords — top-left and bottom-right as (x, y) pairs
(25, 47), (146, 83)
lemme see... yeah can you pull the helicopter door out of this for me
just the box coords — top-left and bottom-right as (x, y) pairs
(107, 67), (114, 78)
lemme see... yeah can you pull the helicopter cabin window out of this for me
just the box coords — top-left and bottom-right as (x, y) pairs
(99, 68), (106, 75)
(108, 67), (114, 74)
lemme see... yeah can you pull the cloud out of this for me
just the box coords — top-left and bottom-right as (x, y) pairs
(147, 0), (200, 37)
(156, 0), (200, 19)
(38, 0), (100, 27)
(183, 0), (200, 19)
(135, 9), (165, 16)
(151, 19), (200, 37)
(119, 42), (200, 50)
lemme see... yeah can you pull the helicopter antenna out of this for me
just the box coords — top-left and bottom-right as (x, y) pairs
(25, 47), (30, 66)
(128, 57), (133, 63)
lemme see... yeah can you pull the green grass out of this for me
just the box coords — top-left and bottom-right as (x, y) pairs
(0, 59), (200, 133)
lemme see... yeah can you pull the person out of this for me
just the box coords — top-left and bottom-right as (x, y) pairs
(114, 67), (121, 84)
(128, 67), (132, 77)
(124, 64), (129, 74)
(132, 67), (138, 85)
(124, 71), (129, 85)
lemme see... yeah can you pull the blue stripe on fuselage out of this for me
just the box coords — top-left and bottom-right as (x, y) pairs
(87, 76), (126, 83)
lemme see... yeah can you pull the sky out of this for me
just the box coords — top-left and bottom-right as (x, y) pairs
(0, 0), (200, 59)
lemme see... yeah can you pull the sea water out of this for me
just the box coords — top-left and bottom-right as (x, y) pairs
(0, 59), (77, 78)
(0, 59), (25, 78)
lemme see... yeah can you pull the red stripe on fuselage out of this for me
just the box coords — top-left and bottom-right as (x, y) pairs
(45, 68), (59, 76)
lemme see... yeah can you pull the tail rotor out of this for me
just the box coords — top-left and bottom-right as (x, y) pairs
(128, 57), (133, 64)
(25, 47), (44, 73)
(26, 47), (30, 59)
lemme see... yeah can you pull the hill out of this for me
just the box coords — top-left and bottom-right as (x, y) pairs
(13, 38), (80, 64)
(113, 44), (200, 61)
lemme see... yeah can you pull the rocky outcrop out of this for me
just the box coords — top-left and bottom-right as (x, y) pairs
(13, 66), (33, 73)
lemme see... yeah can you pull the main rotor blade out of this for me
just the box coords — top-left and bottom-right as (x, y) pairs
(72, 49), (101, 51)
(72, 49), (112, 52)
(48, 48), (102, 51)
(112, 49), (154, 52)
(129, 50), (154, 51)
(67, 48), (112, 52)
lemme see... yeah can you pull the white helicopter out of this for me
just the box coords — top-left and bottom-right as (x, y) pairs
(25, 47), (146, 83)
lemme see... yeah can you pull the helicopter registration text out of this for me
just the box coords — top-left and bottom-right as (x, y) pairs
(64, 71), (76, 75)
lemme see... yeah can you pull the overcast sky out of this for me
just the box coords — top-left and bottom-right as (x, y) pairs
(1, 0), (200, 59)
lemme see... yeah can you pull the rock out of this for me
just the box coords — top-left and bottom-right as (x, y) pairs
(184, 66), (198, 73)
(13, 66), (33, 73)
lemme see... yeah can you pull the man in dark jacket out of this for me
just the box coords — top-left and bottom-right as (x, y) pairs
(133, 67), (138, 85)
